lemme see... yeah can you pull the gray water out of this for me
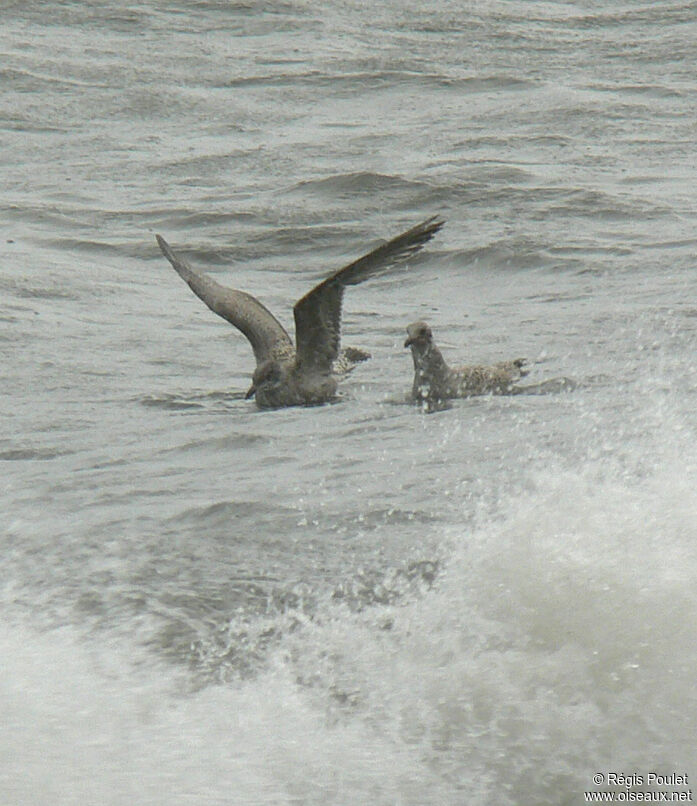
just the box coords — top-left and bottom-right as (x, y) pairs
(2, 2), (697, 804)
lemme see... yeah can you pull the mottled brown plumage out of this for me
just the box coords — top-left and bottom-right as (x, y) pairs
(404, 321), (527, 406)
(156, 217), (444, 408)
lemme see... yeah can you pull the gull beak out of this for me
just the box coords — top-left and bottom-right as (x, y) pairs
(404, 337), (414, 348)
(245, 383), (256, 400)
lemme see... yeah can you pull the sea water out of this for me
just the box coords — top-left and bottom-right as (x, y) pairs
(1, 1), (696, 803)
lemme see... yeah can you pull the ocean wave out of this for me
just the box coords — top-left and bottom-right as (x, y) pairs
(0, 446), (74, 461)
(290, 170), (434, 197)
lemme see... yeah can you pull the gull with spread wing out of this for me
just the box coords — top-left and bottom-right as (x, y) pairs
(156, 217), (443, 408)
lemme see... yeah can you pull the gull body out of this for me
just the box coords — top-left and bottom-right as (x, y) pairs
(404, 320), (527, 406)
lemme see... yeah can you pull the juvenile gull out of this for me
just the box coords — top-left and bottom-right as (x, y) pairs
(404, 320), (527, 407)
(156, 217), (444, 408)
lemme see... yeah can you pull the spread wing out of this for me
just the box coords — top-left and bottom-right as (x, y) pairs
(156, 235), (292, 366)
(292, 216), (444, 373)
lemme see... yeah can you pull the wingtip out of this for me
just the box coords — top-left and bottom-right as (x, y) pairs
(405, 215), (445, 244)
(155, 234), (178, 264)
(422, 215), (446, 235)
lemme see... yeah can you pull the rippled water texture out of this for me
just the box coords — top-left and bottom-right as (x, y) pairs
(2, 1), (697, 804)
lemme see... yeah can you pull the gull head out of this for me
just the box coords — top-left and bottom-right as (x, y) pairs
(404, 321), (434, 349)
(246, 359), (284, 400)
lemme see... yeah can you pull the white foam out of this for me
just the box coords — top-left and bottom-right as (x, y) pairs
(2, 444), (696, 805)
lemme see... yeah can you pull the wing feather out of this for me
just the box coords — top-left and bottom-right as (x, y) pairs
(293, 216), (444, 372)
(156, 235), (292, 366)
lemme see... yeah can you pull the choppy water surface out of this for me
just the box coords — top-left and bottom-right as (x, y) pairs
(2, 1), (697, 803)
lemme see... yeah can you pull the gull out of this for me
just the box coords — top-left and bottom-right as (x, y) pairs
(156, 217), (444, 408)
(404, 320), (527, 407)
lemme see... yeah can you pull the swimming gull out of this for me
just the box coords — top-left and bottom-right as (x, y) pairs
(404, 320), (527, 406)
(156, 217), (444, 407)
